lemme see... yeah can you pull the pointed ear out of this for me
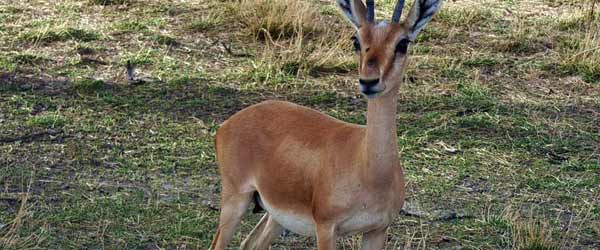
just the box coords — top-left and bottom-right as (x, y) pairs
(337, 0), (368, 30)
(404, 0), (442, 40)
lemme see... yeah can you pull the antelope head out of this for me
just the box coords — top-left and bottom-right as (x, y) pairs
(337, 0), (442, 98)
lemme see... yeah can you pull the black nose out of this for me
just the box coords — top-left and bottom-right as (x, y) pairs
(359, 78), (379, 87)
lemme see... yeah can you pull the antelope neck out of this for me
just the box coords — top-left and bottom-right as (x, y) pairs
(364, 88), (399, 181)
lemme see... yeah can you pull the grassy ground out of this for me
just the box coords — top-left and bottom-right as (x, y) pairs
(0, 0), (598, 249)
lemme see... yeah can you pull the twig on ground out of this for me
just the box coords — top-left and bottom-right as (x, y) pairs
(0, 129), (64, 143)
(202, 200), (219, 211)
(221, 41), (252, 57)
(431, 211), (474, 221)
(400, 208), (430, 218)
(401, 207), (473, 221)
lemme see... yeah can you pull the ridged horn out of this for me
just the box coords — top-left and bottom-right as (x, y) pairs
(366, 0), (375, 22)
(391, 0), (406, 22)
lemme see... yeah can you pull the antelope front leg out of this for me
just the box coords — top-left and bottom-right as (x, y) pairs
(362, 227), (387, 250)
(316, 224), (336, 250)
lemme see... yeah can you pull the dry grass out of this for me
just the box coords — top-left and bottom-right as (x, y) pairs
(480, 202), (600, 250)
(231, 0), (355, 80)
(339, 226), (429, 250)
(508, 212), (559, 250)
(256, 28), (355, 77)
(553, 1), (600, 82)
(436, 5), (496, 27)
(0, 0), (598, 249)
(0, 177), (43, 250)
(87, 0), (132, 5)
(559, 25), (600, 81)
(237, 0), (322, 40)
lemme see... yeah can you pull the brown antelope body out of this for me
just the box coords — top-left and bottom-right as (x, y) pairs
(210, 1), (442, 249)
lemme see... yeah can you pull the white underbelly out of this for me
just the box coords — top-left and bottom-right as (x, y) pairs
(338, 210), (389, 235)
(260, 200), (316, 236)
(260, 202), (391, 237)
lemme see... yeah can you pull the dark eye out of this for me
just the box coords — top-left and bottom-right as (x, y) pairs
(351, 35), (361, 52)
(395, 39), (410, 54)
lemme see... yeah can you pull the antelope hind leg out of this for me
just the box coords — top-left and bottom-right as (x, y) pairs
(241, 213), (283, 250)
(362, 227), (387, 250)
(210, 192), (253, 250)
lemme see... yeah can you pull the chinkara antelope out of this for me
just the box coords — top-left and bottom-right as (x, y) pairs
(210, 0), (442, 249)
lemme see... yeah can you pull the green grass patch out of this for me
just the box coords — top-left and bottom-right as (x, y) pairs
(88, 0), (132, 5)
(20, 27), (100, 44)
(557, 62), (600, 83)
(119, 50), (156, 66)
(11, 53), (51, 65)
(167, 76), (196, 87)
(26, 112), (69, 129)
(114, 20), (148, 32)
(463, 57), (500, 67)
(415, 25), (448, 42)
(497, 38), (545, 54)
(186, 14), (223, 33)
(555, 32), (600, 83)
(0, 56), (17, 71)
(150, 34), (178, 46)
(72, 79), (110, 94)
(74, 43), (98, 55)
(436, 7), (496, 27)
(453, 82), (498, 113)
(559, 12), (600, 31)
(441, 67), (468, 79)
(561, 160), (599, 172)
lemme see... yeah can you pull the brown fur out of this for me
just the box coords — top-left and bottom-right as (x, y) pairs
(212, 97), (405, 250)
(210, 0), (441, 249)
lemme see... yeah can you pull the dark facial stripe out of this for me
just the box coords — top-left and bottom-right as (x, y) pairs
(395, 39), (410, 54)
